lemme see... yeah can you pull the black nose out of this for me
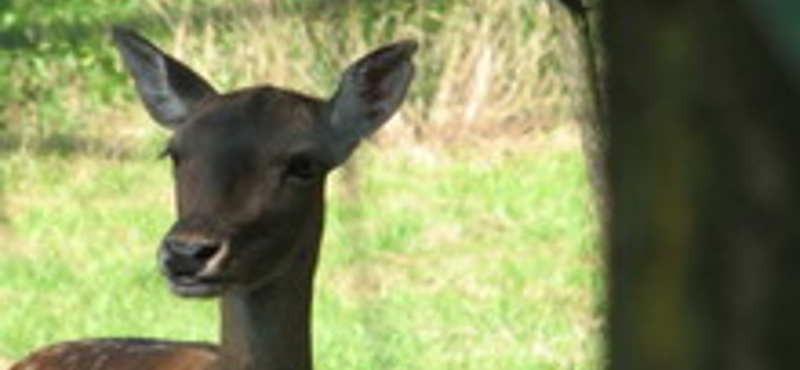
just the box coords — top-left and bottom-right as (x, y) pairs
(161, 238), (222, 277)
(164, 239), (222, 260)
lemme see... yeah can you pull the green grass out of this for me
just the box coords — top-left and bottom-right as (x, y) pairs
(0, 128), (600, 369)
(0, 0), (598, 368)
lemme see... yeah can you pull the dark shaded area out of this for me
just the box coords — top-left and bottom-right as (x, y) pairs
(603, 1), (800, 369)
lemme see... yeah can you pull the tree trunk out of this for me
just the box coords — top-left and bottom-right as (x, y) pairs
(603, 1), (800, 370)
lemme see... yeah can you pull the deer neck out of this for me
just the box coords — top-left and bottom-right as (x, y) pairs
(218, 280), (315, 370)
(217, 197), (324, 370)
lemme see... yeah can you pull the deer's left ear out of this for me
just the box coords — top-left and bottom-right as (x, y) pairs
(327, 40), (417, 164)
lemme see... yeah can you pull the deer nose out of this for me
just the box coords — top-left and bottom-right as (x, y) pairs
(161, 238), (223, 277)
(164, 239), (221, 260)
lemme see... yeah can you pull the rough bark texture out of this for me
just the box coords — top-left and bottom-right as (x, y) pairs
(603, 1), (800, 370)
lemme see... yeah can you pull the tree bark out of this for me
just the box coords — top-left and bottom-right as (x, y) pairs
(603, 1), (800, 370)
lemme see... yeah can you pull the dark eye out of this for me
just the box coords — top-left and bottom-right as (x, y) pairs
(284, 155), (322, 182)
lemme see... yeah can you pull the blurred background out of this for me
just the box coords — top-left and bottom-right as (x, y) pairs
(0, 0), (600, 368)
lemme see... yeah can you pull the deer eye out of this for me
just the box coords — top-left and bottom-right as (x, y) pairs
(284, 154), (322, 183)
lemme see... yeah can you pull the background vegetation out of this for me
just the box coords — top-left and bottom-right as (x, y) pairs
(0, 0), (600, 368)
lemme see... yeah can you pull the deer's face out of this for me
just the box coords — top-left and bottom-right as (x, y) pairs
(159, 91), (332, 297)
(112, 28), (415, 297)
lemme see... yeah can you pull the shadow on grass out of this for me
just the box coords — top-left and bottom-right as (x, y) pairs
(0, 133), (140, 160)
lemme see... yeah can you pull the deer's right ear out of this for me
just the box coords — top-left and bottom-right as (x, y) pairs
(112, 27), (217, 128)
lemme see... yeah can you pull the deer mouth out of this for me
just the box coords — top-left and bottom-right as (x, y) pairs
(168, 275), (226, 298)
(158, 227), (233, 298)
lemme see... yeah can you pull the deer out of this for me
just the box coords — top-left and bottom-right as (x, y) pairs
(9, 27), (416, 370)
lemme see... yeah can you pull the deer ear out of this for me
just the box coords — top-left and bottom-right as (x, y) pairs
(327, 40), (417, 163)
(112, 27), (217, 128)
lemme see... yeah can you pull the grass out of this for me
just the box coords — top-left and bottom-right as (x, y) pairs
(0, 127), (600, 369)
(0, 0), (600, 368)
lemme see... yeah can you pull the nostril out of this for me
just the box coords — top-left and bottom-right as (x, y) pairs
(193, 242), (222, 261)
(162, 239), (223, 278)
(164, 239), (222, 261)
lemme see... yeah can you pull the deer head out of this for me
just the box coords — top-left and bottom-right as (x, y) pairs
(112, 27), (416, 298)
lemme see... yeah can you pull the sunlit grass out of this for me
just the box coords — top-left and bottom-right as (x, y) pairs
(0, 0), (597, 368)
(0, 127), (599, 369)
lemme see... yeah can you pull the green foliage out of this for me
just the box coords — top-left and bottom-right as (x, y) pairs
(1, 0), (575, 149)
(0, 134), (600, 369)
(0, 0), (237, 138)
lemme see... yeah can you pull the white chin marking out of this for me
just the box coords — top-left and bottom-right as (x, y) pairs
(170, 279), (225, 298)
(199, 241), (230, 277)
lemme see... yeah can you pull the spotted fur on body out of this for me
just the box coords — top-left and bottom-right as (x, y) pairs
(10, 339), (218, 370)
